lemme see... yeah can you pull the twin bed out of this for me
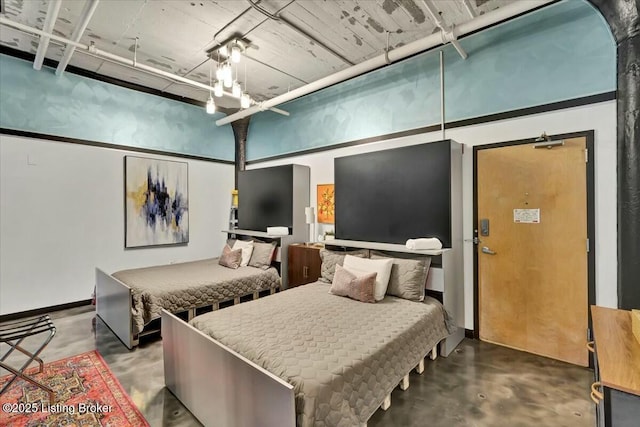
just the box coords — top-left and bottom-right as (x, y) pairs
(95, 256), (280, 349)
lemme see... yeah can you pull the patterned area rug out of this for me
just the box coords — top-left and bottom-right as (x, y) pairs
(0, 350), (149, 427)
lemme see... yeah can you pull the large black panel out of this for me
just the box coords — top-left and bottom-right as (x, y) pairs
(335, 141), (451, 246)
(238, 165), (293, 232)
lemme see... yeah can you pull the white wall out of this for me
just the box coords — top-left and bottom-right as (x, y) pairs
(250, 101), (618, 329)
(0, 135), (235, 315)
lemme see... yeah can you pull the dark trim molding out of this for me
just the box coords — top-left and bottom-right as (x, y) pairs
(247, 92), (615, 164)
(0, 46), (206, 108)
(465, 329), (475, 339)
(0, 299), (92, 323)
(0, 46), (239, 116)
(472, 130), (597, 367)
(447, 92), (616, 130)
(0, 128), (235, 164)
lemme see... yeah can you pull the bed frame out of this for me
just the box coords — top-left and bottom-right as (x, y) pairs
(95, 268), (278, 350)
(162, 309), (440, 427)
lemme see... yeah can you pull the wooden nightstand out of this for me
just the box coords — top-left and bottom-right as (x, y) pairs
(287, 243), (322, 288)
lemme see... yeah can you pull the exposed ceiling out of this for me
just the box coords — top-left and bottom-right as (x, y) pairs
(0, 0), (515, 111)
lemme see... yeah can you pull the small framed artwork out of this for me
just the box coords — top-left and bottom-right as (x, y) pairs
(317, 183), (335, 224)
(124, 156), (189, 248)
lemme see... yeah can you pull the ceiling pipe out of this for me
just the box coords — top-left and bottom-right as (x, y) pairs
(422, 0), (467, 60)
(33, 0), (62, 70)
(0, 17), (289, 116)
(462, 0), (478, 18)
(56, 0), (100, 75)
(216, 0), (555, 126)
(246, 0), (354, 66)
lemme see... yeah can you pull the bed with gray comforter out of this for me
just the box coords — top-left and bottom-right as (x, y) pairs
(190, 280), (454, 427)
(112, 258), (280, 334)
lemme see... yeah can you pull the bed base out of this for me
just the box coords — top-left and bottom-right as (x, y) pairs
(162, 310), (444, 426)
(162, 310), (296, 427)
(96, 268), (279, 350)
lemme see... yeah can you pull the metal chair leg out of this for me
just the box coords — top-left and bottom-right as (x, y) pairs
(0, 315), (57, 403)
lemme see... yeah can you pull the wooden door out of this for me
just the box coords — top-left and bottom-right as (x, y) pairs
(477, 137), (589, 366)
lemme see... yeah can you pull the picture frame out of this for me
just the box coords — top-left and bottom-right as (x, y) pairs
(124, 156), (189, 248)
(317, 183), (335, 224)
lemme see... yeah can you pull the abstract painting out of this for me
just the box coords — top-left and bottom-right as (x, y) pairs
(125, 156), (188, 248)
(317, 184), (335, 224)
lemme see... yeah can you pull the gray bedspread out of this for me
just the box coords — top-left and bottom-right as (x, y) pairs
(190, 281), (454, 427)
(112, 258), (280, 335)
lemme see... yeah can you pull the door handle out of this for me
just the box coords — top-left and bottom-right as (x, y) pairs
(481, 246), (497, 255)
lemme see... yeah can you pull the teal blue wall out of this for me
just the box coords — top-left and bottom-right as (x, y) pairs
(247, 0), (615, 161)
(0, 54), (235, 161)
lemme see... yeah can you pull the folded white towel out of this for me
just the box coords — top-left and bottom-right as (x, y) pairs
(406, 238), (443, 250)
(267, 226), (289, 236)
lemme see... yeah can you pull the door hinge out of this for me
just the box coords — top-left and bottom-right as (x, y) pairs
(586, 238), (590, 253)
(585, 148), (589, 163)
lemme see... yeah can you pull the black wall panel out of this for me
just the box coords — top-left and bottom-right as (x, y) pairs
(335, 141), (452, 246)
(238, 165), (293, 232)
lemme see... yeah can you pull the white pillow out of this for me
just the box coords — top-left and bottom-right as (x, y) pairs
(232, 240), (254, 267)
(343, 255), (393, 301)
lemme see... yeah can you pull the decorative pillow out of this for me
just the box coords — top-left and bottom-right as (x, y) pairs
(370, 251), (431, 301)
(232, 240), (254, 267)
(218, 245), (242, 269)
(319, 248), (369, 283)
(248, 241), (277, 269)
(329, 265), (377, 303)
(342, 255), (393, 301)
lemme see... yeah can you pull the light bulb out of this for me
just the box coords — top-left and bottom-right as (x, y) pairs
(240, 93), (251, 109)
(215, 67), (223, 81)
(206, 96), (215, 114)
(232, 81), (241, 98)
(230, 45), (242, 63)
(214, 81), (223, 97)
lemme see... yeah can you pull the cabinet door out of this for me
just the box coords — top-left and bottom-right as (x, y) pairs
(303, 248), (321, 284)
(287, 246), (306, 287)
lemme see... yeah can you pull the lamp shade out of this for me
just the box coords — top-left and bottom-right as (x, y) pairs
(305, 207), (315, 224)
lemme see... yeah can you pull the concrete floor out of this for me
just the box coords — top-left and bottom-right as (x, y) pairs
(1, 305), (595, 427)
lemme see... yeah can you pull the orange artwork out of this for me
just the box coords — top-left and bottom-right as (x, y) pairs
(317, 184), (335, 224)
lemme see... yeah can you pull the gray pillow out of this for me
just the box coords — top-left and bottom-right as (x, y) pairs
(248, 241), (277, 269)
(319, 248), (369, 283)
(219, 245), (242, 269)
(370, 250), (431, 301)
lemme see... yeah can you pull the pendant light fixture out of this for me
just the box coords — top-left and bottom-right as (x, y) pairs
(222, 61), (233, 88)
(231, 64), (241, 97)
(214, 81), (223, 97)
(240, 61), (251, 109)
(230, 40), (242, 63)
(206, 59), (215, 114)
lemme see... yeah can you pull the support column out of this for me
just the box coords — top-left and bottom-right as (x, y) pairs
(588, 0), (640, 309)
(231, 117), (250, 188)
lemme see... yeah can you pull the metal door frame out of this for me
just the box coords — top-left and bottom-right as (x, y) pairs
(472, 130), (596, 365)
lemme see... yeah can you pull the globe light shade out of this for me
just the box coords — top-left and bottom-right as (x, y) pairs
(206, 96), (215, 114)
(230, 45), (242, 63)
(232, 81), (242, 98)
(240, 93), (251, 109)
(214, 81), (223, 97)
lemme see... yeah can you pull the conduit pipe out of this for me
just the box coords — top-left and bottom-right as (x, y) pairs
(56, 0), (100, 75)
(462, 0), (478, 19)
(33, 0), (62, 70)
(0, 17), (289, 117)
(422, 0), (467, 59)
(216, 0), (555, 126)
